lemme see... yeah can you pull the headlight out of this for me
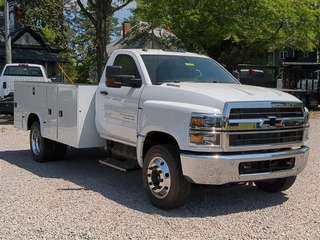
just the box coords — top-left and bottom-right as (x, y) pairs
(190, 113), (222, 129)
(189, 113), (222, 147)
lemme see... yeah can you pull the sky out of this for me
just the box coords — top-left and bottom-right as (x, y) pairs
(114, 1), (135, 22)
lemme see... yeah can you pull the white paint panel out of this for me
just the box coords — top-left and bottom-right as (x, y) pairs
(57, 85), (78, 146)
(43, 86), (58, 139)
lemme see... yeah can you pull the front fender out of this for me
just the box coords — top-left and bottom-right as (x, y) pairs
(136, 100), (221, 165)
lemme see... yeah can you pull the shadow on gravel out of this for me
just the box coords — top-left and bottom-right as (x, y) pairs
(0, 148), (288, 217)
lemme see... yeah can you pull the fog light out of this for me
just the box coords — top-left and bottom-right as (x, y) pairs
(190, 134), (203, 144)
(190, 133), (220, 145)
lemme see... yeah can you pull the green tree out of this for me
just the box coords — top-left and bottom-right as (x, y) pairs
(134, 0), (320, 70)
(64, 1), (96, 83)
(16, 0), (67, 48)
(0, 0), (4, 11)
(14, 0), (78, 82)
(76, 0), (134, 81)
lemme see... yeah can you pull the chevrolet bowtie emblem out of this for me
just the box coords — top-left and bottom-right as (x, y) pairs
(267, 115), (277, 126)
(258, 115), (284, 128)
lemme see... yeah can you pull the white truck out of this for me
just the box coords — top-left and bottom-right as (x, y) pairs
(0, 63), (50, 114)
(14, 49), (310, 210)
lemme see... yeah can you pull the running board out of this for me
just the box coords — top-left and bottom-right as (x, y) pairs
(99, 158), (140, 172)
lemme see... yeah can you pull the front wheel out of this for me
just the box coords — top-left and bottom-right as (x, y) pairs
(142, 144), (191, 210)
(254, 176), (296, 192)
(30, 121), (54, 162)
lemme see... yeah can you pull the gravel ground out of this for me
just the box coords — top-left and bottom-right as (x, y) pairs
(0, 115), (319, 240)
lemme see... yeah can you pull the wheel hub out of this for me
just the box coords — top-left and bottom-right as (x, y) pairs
(147, 157), (171, 199)
(31, 129), (41, 155)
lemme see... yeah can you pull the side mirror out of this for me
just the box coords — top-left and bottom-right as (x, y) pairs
(3, 82), (7, 89)
(106, 66), (122, 88)
(105, 65), (142, 88)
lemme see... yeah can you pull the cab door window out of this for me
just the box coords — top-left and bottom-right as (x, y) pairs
(113, 54), (141, 81)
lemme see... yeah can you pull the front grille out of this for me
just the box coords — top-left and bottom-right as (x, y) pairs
(229, 130), (304, 146)
(229, 108), (303, 119)
(223, 102), (307, 151)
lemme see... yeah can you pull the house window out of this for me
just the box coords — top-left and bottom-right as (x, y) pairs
(303, 51), (309, 58)
(279, 51), (288, 59)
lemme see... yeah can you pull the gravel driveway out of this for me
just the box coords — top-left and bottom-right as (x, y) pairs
(0, 115), (319, 239)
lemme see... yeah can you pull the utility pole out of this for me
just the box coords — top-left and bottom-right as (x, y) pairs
(4, 0), (12, 64)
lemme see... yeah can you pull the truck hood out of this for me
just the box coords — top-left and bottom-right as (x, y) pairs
(140, 82), (301, 111)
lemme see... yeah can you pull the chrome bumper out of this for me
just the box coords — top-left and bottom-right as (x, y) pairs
(180, 146), (309, 185)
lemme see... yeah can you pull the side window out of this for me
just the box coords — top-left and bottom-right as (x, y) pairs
(114, 54), (141, 79)
(279, 51), (288, 60)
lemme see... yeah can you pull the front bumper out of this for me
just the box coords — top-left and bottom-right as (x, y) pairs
(180, 146), (309, 185)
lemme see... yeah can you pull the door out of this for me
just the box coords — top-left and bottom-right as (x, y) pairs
(97, 53), (144, 145)
(43, 85), (58, 139)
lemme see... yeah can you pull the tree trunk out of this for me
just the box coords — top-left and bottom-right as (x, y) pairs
(94, 0), (108, 82)
(76, 0), (133, 82)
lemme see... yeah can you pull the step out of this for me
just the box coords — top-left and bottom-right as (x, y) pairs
(99, 158), (140, 172)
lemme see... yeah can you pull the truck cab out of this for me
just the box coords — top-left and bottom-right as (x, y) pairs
(94, 49), (309, 208)
(96, 49), (240, 146)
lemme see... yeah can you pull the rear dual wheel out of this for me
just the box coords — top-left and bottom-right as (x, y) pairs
(30, 121), (67, 162)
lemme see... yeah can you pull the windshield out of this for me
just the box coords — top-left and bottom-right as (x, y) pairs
(141, 55), (239, 85)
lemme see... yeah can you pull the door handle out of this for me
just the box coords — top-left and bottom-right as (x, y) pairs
(100, 91), (108, 96)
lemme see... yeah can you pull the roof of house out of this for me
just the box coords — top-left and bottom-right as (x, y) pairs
(0, 12), (67, 63)
(107, 24), (183, 56)
(0, 48), (67, 62)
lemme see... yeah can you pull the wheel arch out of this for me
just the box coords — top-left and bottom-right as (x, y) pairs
(27, 113), (41, 130)
(137, 131), (179, 167)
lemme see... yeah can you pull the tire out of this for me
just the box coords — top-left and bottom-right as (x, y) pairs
(29, 121), (54, 162)
(142, 144), (191, 210)
(53, 142), (68, 160)
(254, 176), (296, 192)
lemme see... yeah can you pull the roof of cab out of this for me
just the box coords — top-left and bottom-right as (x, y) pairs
(112, 48), (209, 58)
(4, 63), (44, 68)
